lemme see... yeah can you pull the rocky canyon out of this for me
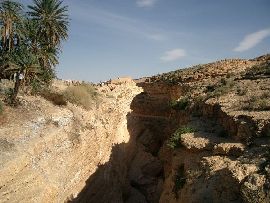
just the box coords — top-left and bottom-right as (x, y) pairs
(0, 55), (270, 203)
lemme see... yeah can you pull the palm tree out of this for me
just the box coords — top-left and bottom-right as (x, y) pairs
(0, 0), (23, 51)
(9, 45), (40, 103)
(0, 0), (69, 103)
(20, 18), (60, 83)
(28, 0), (69, 48)
(20, 18), (59, 67)
(0, 0), (24, 80)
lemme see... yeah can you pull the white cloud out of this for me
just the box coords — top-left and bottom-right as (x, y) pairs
(136, 0), (157, 7)
(161, 49), (186, 62)
(234, 28), (270, 52)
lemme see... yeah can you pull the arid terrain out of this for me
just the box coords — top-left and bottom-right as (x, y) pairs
(0, 54), (270, 203)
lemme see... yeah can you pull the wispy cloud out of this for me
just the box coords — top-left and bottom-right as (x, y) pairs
(71, 3), (165, 41)
(147, 34), (166, 41)
(161, 49), (186, 62)
(136, 0), (157, 7)
(234, 28), (270, 52)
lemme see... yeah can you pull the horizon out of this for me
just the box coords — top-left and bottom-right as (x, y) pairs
(21, 0), (270, 83)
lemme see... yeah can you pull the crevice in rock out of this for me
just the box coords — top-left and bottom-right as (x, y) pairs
(66, 82), (179, 203)
(67, 80), (270, 203)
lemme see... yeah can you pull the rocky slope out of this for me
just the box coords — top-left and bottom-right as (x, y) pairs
(0, 80), (143, 202)
(151, 54), (270, 203)
(0, 54), (269, 203)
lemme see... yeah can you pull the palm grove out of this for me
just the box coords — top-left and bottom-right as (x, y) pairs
(0, 0), (69, 103)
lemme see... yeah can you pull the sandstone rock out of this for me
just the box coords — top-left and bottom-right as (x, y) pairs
(181, 132), (217, 151)
(0, 81), (143, 203)
(213, 143), (245, 157)
(241, 174), (269, 203)
(1, 54), (270, 203)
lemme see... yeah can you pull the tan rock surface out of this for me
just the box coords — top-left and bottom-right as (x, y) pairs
(0, 80), (142, 203)
(1, 54), (270, 203)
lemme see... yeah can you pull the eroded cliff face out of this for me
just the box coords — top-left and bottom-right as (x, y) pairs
(0, 80), (184, 203)
(155, 56), (270, 203)
(0, 80), (143, 203)
(1, 55), (270, 203)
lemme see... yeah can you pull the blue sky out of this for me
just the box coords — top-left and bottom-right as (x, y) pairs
(21, 0), (270, 82)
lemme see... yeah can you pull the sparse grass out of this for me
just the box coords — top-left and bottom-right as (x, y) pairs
(42, 91), (67, 106)
(226, 72), (234, 78)
(173, 164), (186, 198)
(169, 97), (189, 110)
(236, 86), (248, 96)
(220, 78), (227, 85)
(63, 84), (99, 110)
(194, 95), (206, 103)
(4, 88), (14, 104)
(244, 62), (270, 79)
(261, 91), (270, 99)
(0, 100), (3, 114)
(206, 78), (235, 98)
(0, 138), (15, 152)
(167, 126), (196, 149)
(68, 132), (81, 145)
(243, 96), (270, 111)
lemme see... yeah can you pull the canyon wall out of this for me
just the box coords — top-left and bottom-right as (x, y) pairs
(1, 74), (270, 203)
(0, 81), (142, 203)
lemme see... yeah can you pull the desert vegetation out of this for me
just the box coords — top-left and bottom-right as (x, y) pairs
(244, 62), (270, 79)
(243, 95), (270, 111)
(41, 83), (100, 110)
(173, 164), (186, 198)
(63, 84), (100, 110)
(169, 97), (189, 110)
(0, 0), (69, 104)
(167, 126), (196, 149)
(205, 77), (235, 98)
(0, 100), (3, 114)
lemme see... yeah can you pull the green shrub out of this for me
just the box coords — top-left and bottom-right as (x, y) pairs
(207, 78), (235, 98)
(213, 82), (234, 97)
(63, 84), (99, 110)
(170, 97), (189, 110)
(30, 79), (43, 95)
(167, 126), (196, 149)
(173, 164), (186, 198)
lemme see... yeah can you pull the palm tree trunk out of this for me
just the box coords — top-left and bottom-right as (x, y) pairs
(11, 71), (21, 104)
(8, 20), (12, 51)
(3, 24), (7, 49)
(9, 21), (13, 50)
